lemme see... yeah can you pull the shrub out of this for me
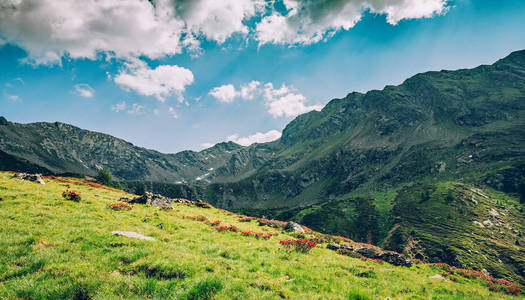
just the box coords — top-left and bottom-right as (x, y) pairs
(185, 277), (223, 300)
(96, 167), (113, 186)
(279, 239), (317, 253)
(184, 215), (208, 222)
(108, 202), (133, 211)
(62, 190), (81, 202)
(216, 225), (237, 233)
(96, 167), (123, 190)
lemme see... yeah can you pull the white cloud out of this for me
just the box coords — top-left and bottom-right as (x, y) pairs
(209, 80), (323, 118)
(8, 95), (19, 102)
(0, 0), (267, 64)
(111, 101), (126, 112)
(114, 60), (194, 102)
(256, 0), (449, 45)
(201, 142), (215, 149)
(263, 85), (323, 118)
(0, 0), (450, 64)
(240, 81), (261, 100)
(74, 83), (95, 98)
(127, 103), (145, 115)
(227, 129), (282, 146)
(168, 107), (179, 119)
(0, 0), (185, 64)
(177, 0), (265, 44)
(209, 84), (239, 103)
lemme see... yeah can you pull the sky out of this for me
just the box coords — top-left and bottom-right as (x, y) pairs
(1, 0), (525, 153)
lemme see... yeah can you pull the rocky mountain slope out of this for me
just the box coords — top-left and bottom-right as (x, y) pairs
(1, 50), (525, 282)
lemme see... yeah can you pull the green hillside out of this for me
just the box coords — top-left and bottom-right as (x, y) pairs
(0, 172), (522, 299)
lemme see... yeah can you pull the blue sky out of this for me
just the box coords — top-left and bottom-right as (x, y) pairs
(1, 0), (525, 153)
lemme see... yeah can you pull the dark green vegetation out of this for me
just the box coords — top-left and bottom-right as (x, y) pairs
(1, 50), (525, 282)
(96, 167), (123, 190)
(0, 173), (521, 299)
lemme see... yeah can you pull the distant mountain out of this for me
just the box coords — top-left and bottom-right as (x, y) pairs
(0, 119), (275, 183)
(1, 50), (525, 282)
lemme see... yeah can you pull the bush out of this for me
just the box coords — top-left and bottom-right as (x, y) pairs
(96, 167), (122, 190)
(279, 239), (317, 253)
(185, 277), (223, 300)
(62, 190), (81, 202)
(108, 202), (133, 211)
(96, 167), (113, 186)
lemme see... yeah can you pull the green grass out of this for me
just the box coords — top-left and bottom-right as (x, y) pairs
(0, 172), (520, 299)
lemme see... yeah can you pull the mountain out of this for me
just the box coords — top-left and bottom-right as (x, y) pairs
(1, 50), (525, 282)
(0, 172), (522, 299)
(0, 119), (271, 183)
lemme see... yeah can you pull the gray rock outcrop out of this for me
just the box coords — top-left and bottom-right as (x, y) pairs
(284, 221), (305, 233)
(12, 172), (45, 185)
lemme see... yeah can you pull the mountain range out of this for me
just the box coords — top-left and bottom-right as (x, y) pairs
(1, 49), (524, 282)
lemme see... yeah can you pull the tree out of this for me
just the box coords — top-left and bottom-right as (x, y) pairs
(96, 167), (113, 187)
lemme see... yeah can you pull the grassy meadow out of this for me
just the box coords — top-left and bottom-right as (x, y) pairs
(0, 172), (521, 299)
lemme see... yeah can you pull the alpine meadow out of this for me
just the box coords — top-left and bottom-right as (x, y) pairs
(1, 0), (524, 299)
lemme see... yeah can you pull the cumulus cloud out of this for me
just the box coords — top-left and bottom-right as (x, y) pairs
(114, 60), (194, 102)
(111, 101), (126, 112)
(227, 129), (282, 146)
(256, 0), (449, 45)
(209, 81), (323, 118)
(0, 0), (185, 64)
(74, 84), (95, 98)
(0, 0), (267, 64)
(208, 84), (238, 103)
(168, 107), (179, 119)
(176, 0), (265, 44)
(262, 84), (323, 117)
(127, 103), (145, 115)
(0, 0), (450, 64)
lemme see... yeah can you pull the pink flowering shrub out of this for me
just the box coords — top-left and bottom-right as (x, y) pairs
(107, 202), (133, 211)
(279, 239), (317, 253)
(62, 190), (81, 202)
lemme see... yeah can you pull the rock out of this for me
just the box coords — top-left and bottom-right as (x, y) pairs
(340, 244), (354, 251)
(111, 231), (155, 241)
(194, 201), (213, 208)
(356, 247), (380, 258)
(473, 221), (484, 228)
(379, 252), (412, 267)
(327, 243), (341, 250)
(284, 221), (305, 233)
(489, 208), (499, 217)
(336, 248), (362, 258)
(12, 172), (45, 185)
(482, 220), (493, 227)
(120, 193), (199, 209)
(0, 116), (8, 125)
(430, 274), (448, 281)
(120, 192), (173, 209)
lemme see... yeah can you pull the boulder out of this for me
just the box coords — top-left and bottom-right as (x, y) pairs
(379, 252), (412, 267)
(327, 243), (341, 250)
(356, 247), (380, 258)
(12, 172), (45, 185)
(284, 221), (305, 233)
(0, 116), (8, 125)
(111, 231), (155, 241)
(120, 192), (173, 209)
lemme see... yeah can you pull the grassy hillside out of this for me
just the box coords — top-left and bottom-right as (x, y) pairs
(0, 172), (522, 299)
